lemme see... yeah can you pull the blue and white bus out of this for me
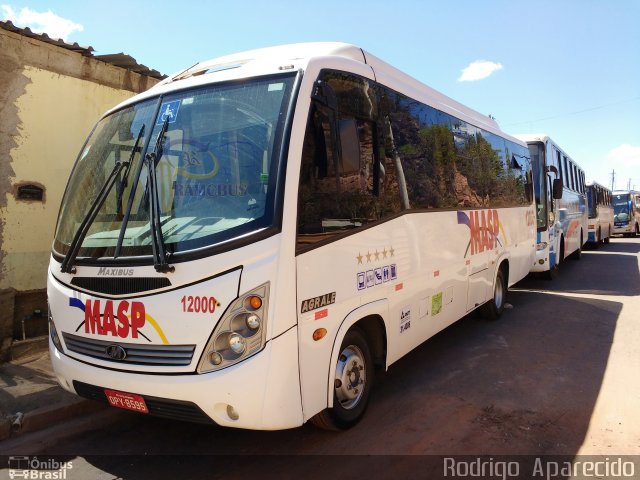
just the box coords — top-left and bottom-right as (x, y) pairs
(586, 181), (613, 245)
(612, 190), (640, 236)
(516, 135), (587, 279)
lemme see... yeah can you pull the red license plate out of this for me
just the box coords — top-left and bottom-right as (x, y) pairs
(104, 389), (149, 413)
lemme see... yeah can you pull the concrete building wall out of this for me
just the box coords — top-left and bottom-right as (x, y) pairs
(0, 28), (160, 292)
(0, 26), (161, 358)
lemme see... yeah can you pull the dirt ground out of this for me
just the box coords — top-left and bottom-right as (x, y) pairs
(2, 239), (638, 479)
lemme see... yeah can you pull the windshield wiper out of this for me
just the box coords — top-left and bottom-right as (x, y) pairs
(144, 117), (174, 273)
(60, 152), (136, 274)
(116, 124), (145, 216)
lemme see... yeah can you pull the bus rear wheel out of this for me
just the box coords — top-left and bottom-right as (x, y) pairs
(310, 327), (373, 430)
(480, 267), (506, 320)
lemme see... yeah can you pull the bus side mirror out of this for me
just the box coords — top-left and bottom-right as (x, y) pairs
(552, 178), (563, 199)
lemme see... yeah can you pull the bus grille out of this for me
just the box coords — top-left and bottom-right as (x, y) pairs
(70, 277), (171, 295)
(62, 332), (195, 366)
(73, 381), (215, 424)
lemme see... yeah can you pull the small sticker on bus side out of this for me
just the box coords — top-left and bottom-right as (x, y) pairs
(400, 305), (411, 334)
(432, 293), (443, 316)
(357, 264), (397, 292)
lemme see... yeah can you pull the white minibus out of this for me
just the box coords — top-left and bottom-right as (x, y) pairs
(48, 43), (535, 430)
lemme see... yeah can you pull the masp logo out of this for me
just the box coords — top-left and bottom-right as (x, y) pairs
(70, 298), (146, 338)
(457, 209), (501, 256)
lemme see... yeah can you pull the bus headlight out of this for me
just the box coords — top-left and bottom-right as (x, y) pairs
(228, 333), (246, 355)
(198, 282), (269, 373)
(536, 242), (548, 251)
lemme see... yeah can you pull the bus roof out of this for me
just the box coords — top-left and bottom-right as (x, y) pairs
(513, 134), (584, 165)
(105, 42), (518, 143)
(585, 180), (611, 191)
(513, 134), (551, 144)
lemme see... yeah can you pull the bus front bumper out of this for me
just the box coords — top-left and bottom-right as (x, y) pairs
(530, 245), (553, 273)
(49, 326), (303, 430)
(613, 223), (635, 235)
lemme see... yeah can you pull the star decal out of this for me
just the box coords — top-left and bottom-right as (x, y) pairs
(357, 246), (395, 263)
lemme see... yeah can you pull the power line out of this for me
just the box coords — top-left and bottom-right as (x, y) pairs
(503, 96), (640, 127)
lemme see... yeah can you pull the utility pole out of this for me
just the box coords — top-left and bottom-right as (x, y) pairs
(610, 170), (615, 190)
(628, 178), (632, 190)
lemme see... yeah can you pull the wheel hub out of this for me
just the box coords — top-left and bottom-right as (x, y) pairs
(335, 345), (366, 410)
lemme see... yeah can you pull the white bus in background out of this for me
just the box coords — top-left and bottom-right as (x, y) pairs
(48, 43), (536, 431)
(515, 135), (588, 279)
(585, 181), (613, 245)
(612, 190), (640, 236)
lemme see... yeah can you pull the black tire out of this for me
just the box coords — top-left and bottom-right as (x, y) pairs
(571, 232), (583, 260)
(310, 328), (373, 430)
(604, 226), (611, 244)
(480, 267), (507, 320)
(545, 263), (559, 280)
(546, 238), (564, 279)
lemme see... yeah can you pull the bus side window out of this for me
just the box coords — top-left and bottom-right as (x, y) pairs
(297, 71), (389, 247)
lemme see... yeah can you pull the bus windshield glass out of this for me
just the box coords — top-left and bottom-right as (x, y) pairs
(587, 187), (597, 218)
(613, 193), (631, 222)
(54, 74), (296, 261)
(528, 142), (547, 230)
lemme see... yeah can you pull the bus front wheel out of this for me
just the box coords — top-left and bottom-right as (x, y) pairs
(310, 327), (374, 430)
(480, 267), (507, 320)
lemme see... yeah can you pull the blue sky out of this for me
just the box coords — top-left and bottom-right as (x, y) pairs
(3, 0), (639, 190)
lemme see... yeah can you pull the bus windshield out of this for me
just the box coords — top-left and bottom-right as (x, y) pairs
(54, 74), (296, 262)
(613, 193), (631, 222)
(528, 142), (547, 230)
(587, 187), (597, 218)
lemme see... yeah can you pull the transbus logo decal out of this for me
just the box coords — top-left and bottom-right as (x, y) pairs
(457, 210), (503, 257)
(69, 298), (169, 344)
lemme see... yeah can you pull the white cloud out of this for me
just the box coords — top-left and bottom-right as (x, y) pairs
(1, 5), (83, 41)
(607, 144), (640, 166)
(458, 60), (503, 82)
